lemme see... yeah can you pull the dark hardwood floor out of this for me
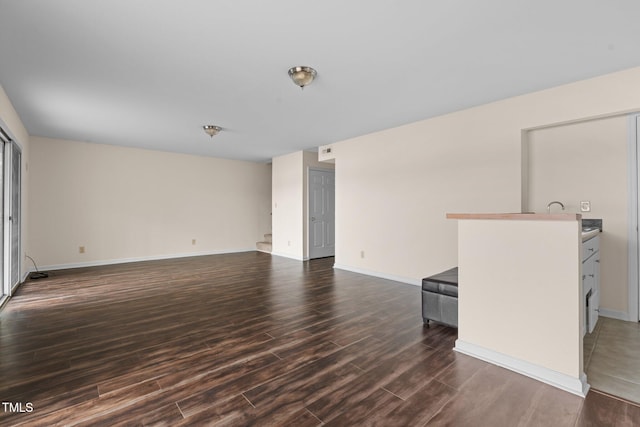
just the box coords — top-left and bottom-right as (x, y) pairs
(1, 252), (639, 426)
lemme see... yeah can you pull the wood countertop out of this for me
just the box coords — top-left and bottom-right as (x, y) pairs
(446, 213), (582, 221)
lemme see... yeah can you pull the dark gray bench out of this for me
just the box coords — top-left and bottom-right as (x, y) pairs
(421, 267), (458, 328)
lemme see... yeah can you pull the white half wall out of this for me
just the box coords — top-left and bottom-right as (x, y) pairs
(453, 217), (584, 395)
(28, 137), (272, 268)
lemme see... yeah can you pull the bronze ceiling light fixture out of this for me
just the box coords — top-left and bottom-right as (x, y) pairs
(203, 125), (222, 138)
(288, 66), (317, 89)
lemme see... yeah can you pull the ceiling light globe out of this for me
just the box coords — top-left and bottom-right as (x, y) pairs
(203, 125), (222, 137)
(288, 66), (317, 88)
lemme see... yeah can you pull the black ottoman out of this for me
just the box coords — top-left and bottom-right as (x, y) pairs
(422, 267), (458, 327)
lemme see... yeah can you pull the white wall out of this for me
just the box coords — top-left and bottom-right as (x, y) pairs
(258, 162), (273, 236)
(272, 150), (334, 260)
(28, 137), (271, 268)
(328, 66), (640, 317)
(0, 85), (30, 280)
(527, 116), (628, 316)
(334, 109), (521, 283)
(272, 151), (304, 259)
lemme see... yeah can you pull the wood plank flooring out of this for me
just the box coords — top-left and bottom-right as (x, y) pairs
(584, 317), (640, 405)
(0, 251), (639, 426)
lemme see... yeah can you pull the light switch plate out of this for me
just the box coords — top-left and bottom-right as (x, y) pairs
(580, 201), (591, 212)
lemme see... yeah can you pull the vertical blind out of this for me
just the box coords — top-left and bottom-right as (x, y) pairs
(10, 141), (20, 289)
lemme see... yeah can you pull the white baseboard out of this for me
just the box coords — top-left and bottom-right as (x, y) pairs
(598, 308), (630, 321)
(333, 263), (421, 286)
(37, 248), (256, 271)
(270, 251), (307, 261)
(454, 340), (589, 397)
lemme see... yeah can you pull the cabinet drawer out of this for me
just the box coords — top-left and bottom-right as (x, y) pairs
(582, 235), (599, 262)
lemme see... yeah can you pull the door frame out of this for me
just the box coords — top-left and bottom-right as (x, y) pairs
(0, 123), (22, 304)
(307, 167), (335, 259)
(0, 127), (6, 303)
(628, 113), (640, 322)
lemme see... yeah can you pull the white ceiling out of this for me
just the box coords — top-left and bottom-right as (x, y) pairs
(1, 1), (640, 162)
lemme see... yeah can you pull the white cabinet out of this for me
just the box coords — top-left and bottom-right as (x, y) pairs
(582, 235), (600, 335)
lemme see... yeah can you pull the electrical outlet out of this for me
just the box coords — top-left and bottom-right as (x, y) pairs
(580, 201), (591, 212)
(360, 250), (365, 259)
(79, 246), (85, 254)
(192, 239), (196, 245)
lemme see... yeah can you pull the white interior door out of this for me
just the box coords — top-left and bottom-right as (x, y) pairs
(308, 169), (335, 259)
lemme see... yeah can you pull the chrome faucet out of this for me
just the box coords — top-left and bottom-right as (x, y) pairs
(547, 201), (565, 213)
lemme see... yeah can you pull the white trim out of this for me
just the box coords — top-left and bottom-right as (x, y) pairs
(0, 121), (25, 302)
(520, 129), (530, 212)
(454, 340), (590, 397)
(0, 260), (27, 312)
(1, 134), (7, 299)
(333, 263), (421, 286)
(599, 308), (630, 321)
(270, 251), (307, 261)
(1, 139), (20, 298)
(10, 278), (20, 293)
(629, 113), (640, 322)
(0, 117), (24, 150)
(37, 248), (256, 271)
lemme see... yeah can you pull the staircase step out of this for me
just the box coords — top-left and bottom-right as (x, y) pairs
(264, 233), (272, 243)
(256, 241), (272, 253)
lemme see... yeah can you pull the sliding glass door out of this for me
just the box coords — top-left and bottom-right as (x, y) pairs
(0, 129), (4, 301)
(0, 126), (21, 301)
